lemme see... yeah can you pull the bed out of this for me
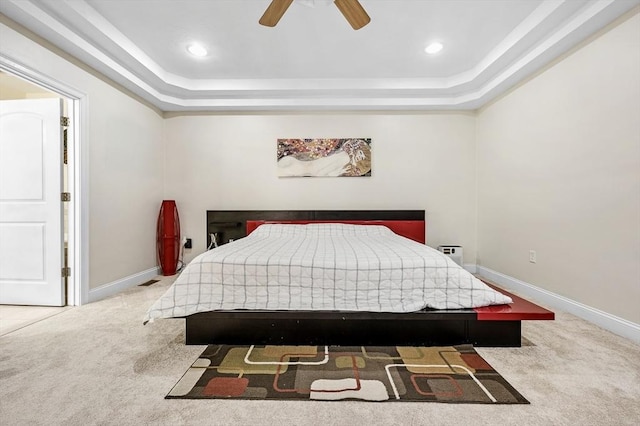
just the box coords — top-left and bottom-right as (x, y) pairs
(145, 210), (553, 347)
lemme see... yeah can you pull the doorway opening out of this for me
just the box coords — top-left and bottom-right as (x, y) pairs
(0, 60), (86, 307)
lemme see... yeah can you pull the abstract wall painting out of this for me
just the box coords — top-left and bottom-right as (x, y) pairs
(277, 138), (372, 177)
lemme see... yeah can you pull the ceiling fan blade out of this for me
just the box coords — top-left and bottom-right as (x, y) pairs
(334, 0), (371, 30)
(259, 0), (295, 27)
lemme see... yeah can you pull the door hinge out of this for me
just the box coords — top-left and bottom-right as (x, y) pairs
(62, 267), (71, 278)
(61, 116), (69, 165)
(63, 128), (68, 165)
(61, 192), (71, 202)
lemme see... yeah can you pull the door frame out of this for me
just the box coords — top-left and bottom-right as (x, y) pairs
(1, 54), (88, 305)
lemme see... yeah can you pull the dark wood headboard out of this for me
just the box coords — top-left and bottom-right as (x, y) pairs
(206, 210), (425, 247)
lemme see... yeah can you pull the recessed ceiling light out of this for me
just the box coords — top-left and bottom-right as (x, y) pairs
(424, 42), (443, 55)
(187, 43), (207, 57)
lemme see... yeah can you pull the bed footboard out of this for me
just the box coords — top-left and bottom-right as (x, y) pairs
(184, 310), (522, 347)
(183, 282), (553, 348)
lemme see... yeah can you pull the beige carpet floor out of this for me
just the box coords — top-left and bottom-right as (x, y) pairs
(0, 305), (69, 336)
(0, 275), (638, 426)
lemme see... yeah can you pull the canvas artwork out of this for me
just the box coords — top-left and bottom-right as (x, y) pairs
(277, 138), (372, 177)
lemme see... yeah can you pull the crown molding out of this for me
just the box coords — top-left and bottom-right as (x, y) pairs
(1, 0), (637, 111)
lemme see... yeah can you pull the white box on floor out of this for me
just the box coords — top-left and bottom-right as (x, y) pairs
(437, 245), (463, 266)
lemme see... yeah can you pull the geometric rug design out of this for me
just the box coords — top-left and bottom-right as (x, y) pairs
(167, 344), (529, 403)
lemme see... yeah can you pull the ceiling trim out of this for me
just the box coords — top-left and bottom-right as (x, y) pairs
(1, 0), (638, 111)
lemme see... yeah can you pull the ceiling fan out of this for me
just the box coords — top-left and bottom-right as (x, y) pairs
(259, 0), (371, 30)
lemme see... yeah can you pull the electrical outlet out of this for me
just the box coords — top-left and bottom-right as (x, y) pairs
(185, 238), (192, 249)
(529, 250), (536, 263)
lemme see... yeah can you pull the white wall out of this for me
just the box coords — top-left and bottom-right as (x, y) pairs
(0, 21), (165, 291)
(476, 13), (640, 324)
(164, 113), (478, 264)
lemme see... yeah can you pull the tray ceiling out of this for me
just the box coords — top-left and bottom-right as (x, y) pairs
(1, 0), (638, 111)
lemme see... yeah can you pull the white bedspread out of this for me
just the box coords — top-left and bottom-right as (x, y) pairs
(144, 223), (512, 322)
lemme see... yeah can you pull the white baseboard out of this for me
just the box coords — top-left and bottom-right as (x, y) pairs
(463, 264), (477, 274)
(88, 267), (160, 303)
(477, 266), (640, 344)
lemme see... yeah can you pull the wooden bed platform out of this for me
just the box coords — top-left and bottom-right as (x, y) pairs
(185, 282), (553, 347)
(188, 210), (554, 347)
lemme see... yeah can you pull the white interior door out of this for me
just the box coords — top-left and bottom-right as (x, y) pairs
(0, 98), (65, 306)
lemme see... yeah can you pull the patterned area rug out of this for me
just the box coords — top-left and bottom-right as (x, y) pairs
(167, 344), (528, 403)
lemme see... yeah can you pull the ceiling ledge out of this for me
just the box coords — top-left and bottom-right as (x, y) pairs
(1, 0), (637, 111)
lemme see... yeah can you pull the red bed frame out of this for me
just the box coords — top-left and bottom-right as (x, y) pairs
(246, 219), (426, 243)
(186, 214), (553, 347)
